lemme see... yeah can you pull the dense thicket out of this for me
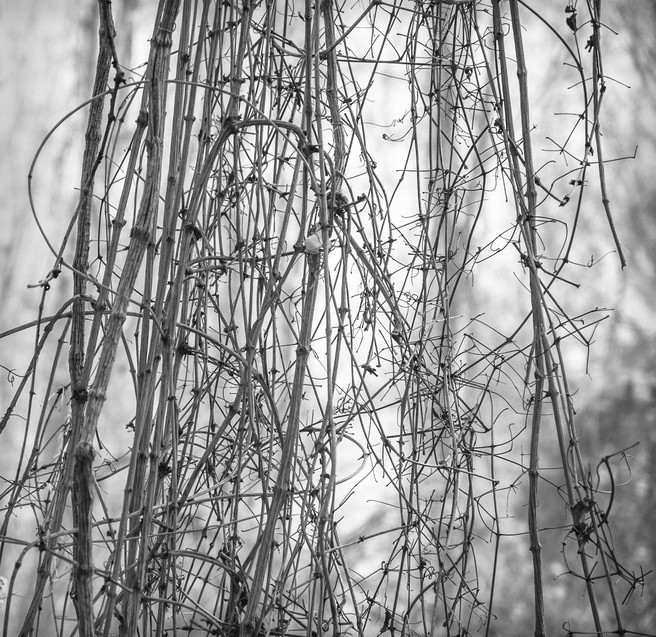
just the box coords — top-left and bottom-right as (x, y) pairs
(1, 2), (653, 636)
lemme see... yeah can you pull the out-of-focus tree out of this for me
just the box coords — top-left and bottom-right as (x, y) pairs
(1, 2), (654, 637)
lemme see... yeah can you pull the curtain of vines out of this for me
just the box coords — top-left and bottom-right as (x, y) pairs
(0, 1), (638, 636)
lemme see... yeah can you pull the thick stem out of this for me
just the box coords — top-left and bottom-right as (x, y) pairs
(72, 443), (96, 637)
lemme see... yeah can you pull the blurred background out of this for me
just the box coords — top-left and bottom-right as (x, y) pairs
(1, 1), (656, 634)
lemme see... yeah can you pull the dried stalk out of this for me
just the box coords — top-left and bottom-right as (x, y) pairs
(71, 443), (95, 637)
(1, 3), (640, 637)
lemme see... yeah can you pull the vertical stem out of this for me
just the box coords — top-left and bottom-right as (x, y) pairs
(500, 1), (546, 633)
(80, 0), (180, 445)
(110, 2), (181, 634)
(72, 443), (95, 637)
(241, 252), (322, 637)
(18, 3), (115, 635)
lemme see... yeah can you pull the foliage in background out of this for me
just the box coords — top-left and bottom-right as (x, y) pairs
(0, 1), (651, 636)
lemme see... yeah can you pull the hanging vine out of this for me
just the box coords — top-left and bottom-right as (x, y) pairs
(0, 1), (643, 636)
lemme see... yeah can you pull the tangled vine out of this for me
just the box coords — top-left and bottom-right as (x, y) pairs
(0, 1), (644, 636)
